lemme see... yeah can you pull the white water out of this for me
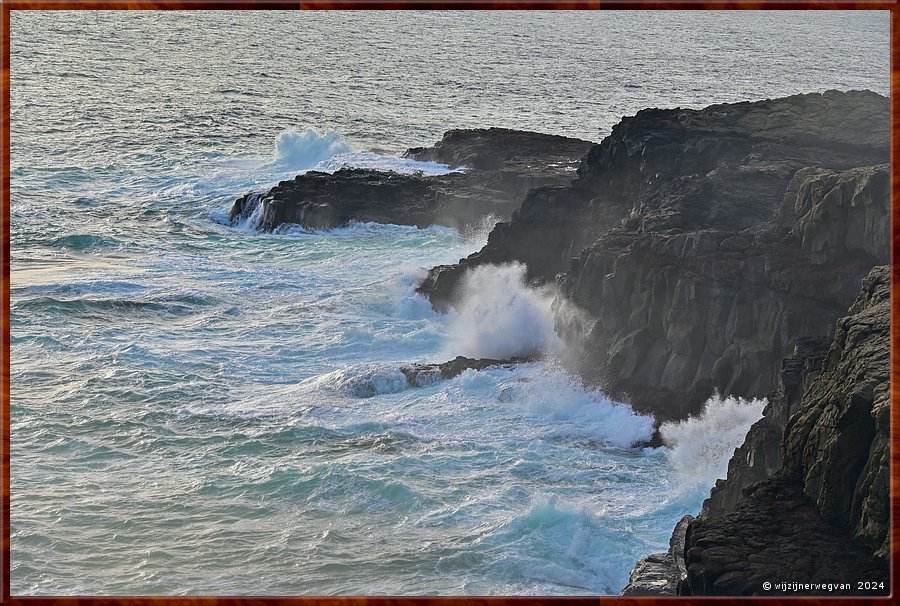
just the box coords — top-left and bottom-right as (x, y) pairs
(446, 263), (562, 360)
(660, 394), (767, 493)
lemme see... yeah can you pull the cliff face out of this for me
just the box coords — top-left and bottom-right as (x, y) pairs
(229, 128), (593, 232)
(680, 480), (888, 596)
(676, 266), (890, 595)
(419, 90), (889, 419)
(780, 265), (890, 557)
(701, 335), (829, 517)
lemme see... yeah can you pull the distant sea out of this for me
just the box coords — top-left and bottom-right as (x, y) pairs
(10, 10), (889, 595)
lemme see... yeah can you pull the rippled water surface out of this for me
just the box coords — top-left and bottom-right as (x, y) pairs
(10, 10), (889, 595)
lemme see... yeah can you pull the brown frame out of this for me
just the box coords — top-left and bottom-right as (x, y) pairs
(1, 2), (896, 604)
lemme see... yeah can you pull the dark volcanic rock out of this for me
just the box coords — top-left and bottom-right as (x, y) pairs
(420, 90), (889, 419)
(230, 129), (593, 232)
(621, 515), (693, 596)
(405, 127), (594, 173)
(679, 480), (888, 596)
(702, 335), (829, 517)
(781, 265), (890, 556)
(671, 266), (890, 596)
(399, 355), (533, 385)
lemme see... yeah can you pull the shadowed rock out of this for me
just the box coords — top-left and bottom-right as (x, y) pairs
(655, 266), (890, 596)
(420, 90), (889, 420)
(621, 515), (693, 595)
(679, 480), (888, 596)
(230, 128), (594, 232)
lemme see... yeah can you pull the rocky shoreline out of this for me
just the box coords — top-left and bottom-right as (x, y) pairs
(231, 89), (890, 595)
(230, 128), (593, 232)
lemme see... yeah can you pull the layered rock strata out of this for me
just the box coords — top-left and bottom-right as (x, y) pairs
(421, 90), (889, 420)
(636, 265), (891, 596)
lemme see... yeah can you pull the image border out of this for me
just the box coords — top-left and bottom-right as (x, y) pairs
(0, 1), (896, 603)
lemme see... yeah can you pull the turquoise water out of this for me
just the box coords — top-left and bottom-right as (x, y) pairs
(9, 10), (889, 595)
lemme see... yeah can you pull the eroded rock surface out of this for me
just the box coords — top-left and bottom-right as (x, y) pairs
(621, 515), (693, 596)
(230, 128), (593, 232)
(673, 266), (890, 596)
(702, 335), (829, 518)
(781, 265), (890, 556)
(679, 480), (888, 596)
(399, 355), (533, 385)
(420, 90), (889, 420)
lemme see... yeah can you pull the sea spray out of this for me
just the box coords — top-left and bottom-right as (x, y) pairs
(315, 151), (460, 176)
(446, 263), (561, 359)
(274, 128), (351, 170)
(659, 393), (766, 491)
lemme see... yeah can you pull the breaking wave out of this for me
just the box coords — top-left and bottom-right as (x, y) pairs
(447, 263), (562, 359)
(659, 393), (766, 490)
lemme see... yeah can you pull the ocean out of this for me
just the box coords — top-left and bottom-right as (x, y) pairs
(9, 10), (889, 595)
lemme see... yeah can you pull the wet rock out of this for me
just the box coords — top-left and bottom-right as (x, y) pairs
(399, 355), (533, 385)
(621, 515), (693, 595)
(230, 129), (594, 232)
(420, 91), (889, 419)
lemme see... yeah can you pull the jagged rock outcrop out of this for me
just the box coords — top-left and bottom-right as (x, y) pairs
(702, 335), (829, 517)
(420, 91), (889, 419)
(780, 265), (890, 556)
(679, 480), (888, 596)
(230, 129), (593, 232)
(621, 515), (693, 596)
(673, 266), (890, 596)
(399, 355), (533, 385)
(780, 165), (890, 265)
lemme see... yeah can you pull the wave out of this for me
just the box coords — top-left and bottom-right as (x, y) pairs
(271, 128), (459, 176)
(659, 393), (766, 491)
(215, 128), (460, 233)
(476, 493), (643, 594)
(314, 151), (461, 176)
(12, 291), (216, 318)
(47, 234), (121, 251)
(496, 367), (655, 449)
(273, 127), (352, 171)
(302, 364), (412, 399)
(446, 263), (562, 359)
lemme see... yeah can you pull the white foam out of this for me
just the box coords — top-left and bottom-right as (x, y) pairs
(314, 151), (461, 176)
(273, 128), (351, 171)
(660, 393), (766, 490)
(446, 263), (561, 359)
(497, 368), (656, 449)
(304, 364), (409, 398)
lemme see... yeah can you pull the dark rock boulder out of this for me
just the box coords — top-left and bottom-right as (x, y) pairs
(404, 127), (594, 172)
(230, 129), (594, 233)
(230, 168), (433, 231)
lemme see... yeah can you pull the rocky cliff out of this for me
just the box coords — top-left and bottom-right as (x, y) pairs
(420, 90), (889, 420)
(229, 128), (593, 232)
(675, 266), (890, 595)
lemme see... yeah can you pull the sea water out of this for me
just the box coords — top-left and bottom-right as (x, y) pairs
(9, 10), (888, 595)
